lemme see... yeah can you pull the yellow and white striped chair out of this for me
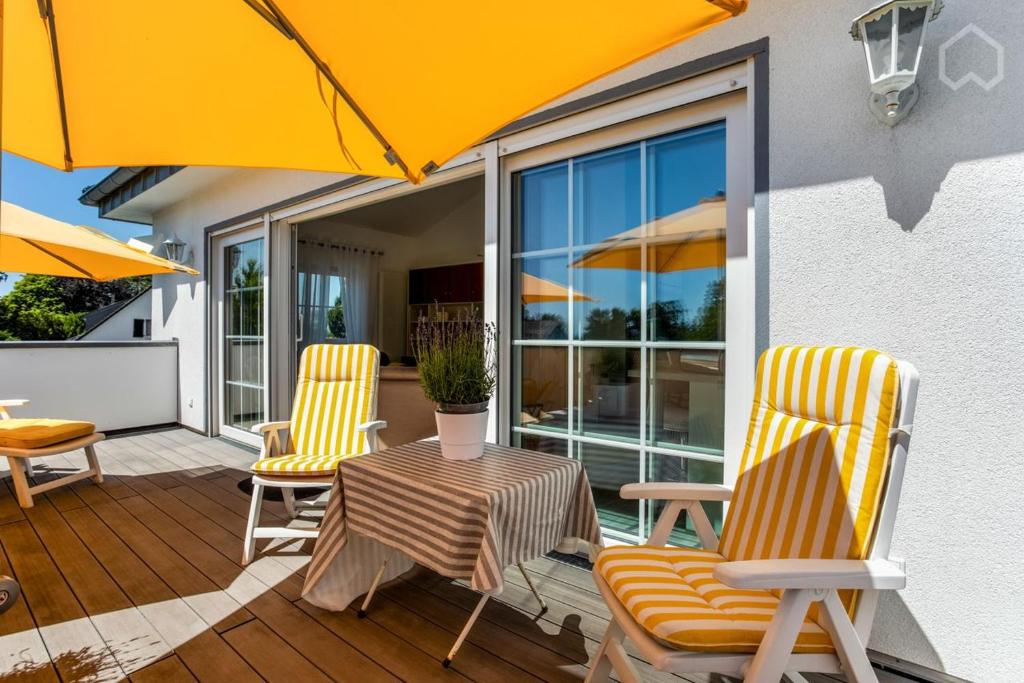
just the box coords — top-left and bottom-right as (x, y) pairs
(242, 343), (386, 565)
(587, 346), (919, 683)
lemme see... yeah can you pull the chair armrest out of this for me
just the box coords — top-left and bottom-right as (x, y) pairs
(357, 420), (388, 432)
(0, 399), (29, 407)
(620, 482), (732, 502)
(713, 559), (906, 591)
(250, 421), (290, 434)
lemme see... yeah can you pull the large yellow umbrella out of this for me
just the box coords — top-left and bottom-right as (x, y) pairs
(1, 1), (747, 184)
(572, 197), (726, 273)
(0, 201), (199, 280)
(520, 272), (592, 304)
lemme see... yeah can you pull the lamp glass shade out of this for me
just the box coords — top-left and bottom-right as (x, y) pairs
(163, 237), (187, 263)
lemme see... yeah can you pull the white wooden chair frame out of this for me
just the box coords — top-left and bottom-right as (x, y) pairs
(587, 360), (919, 683)
(0, 399), (104, 509)
(242, 417), (387, 565)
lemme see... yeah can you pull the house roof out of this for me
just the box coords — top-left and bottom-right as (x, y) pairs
(78, 167), (184, 223)
(76, 286), (151, 339)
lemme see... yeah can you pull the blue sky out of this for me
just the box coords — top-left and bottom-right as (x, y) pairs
(1, 153), (151, 296)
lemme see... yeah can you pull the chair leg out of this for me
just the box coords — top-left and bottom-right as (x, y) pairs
(242, 482), (265, 565)
(7, 457), (33, 508)
(281, 487), (297, 519)
(586, 619), (638, 683)
(22, 459), (34, 478)
(818, 590), (879, 683)
(84, 445), (103, 484)
(744, 588), (816, 683)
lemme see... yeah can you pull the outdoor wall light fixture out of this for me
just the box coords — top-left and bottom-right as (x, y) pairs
(851, 0), (943, 125)
(161, 234), (192, 265)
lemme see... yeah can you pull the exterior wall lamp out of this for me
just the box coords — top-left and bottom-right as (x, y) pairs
(851, 0), (943, 125)
(161, 234), (192, 265)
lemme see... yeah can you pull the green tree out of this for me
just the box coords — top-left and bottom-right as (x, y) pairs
(327, 296), (346, 339)
(55, 275), (150, 312)
(0, 275), (84, 340)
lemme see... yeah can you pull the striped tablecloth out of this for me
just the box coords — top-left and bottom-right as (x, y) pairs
(302, 440), (602, 608)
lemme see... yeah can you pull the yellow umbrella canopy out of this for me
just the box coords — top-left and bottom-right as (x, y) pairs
(520, 272), (592, 304)
(1, 1), (748, 184)
(572, 197), (726, 273)
(0, 201), (199, 280)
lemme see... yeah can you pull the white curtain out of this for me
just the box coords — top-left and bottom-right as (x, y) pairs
(297, 241), (380, 352)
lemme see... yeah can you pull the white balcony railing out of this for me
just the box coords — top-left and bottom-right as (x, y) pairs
(0, 341), (178, 431)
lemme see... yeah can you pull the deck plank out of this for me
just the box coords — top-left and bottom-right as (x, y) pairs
(21, 500), (171, 675)
(59, 505), (260, 681)
(0, 540), (58, 683)
(1, 429), (907, 683)
(0, 520), (125, 681)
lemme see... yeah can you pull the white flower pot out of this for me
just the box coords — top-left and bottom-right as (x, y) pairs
(435, 407), (488, 461)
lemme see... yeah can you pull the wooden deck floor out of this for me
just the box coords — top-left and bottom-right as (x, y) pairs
(0, 428), (717, 683)
(0, 428), (891, 683)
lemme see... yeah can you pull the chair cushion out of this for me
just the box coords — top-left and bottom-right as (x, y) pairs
(719, 346), (900, 565)
(251, 452), (353, 477)
(0, 418), (95, 449)
(289, 344), (379, 457)
(595, 545), (834, 654)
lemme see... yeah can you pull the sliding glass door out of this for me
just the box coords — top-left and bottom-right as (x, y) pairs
(217, 230), (267, 444)
(507, 97), (750, 547)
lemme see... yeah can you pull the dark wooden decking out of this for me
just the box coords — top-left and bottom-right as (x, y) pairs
(0, 428), (710, 683)
(0, 429), (888, 683)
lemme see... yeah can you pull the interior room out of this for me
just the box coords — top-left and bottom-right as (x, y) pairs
(292, 174), (485, 446)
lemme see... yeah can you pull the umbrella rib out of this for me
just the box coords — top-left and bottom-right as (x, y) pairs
(22, 238), (96, 279)
(253, 0), (415, 183)
(37, 0), (74, 171)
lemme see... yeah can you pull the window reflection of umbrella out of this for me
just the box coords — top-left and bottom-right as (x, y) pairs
(571, 197), (726, 273)
(520, 272), (593, 303)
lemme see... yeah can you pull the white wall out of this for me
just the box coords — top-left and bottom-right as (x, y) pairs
(0, 342), (178, 431)
(150, 168), (349, 431)
(139, 1), (1024, 677)
(552, 2), (1021, 679)
(78, 291), (152, 341)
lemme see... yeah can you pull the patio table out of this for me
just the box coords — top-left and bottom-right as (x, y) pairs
(302, 439), (602, 666)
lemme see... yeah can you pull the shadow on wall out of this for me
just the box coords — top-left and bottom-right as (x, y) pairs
(776, 3), (1021, 232)
(160, 277), (199, 329)
(870, 591), (944, 672)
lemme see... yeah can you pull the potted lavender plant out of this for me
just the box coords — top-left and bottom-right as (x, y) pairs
(413, 307), (496, 460)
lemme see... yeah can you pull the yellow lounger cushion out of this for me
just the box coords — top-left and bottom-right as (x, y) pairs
(251, 453), (356, 477)
(0, 418), (96, 449)
(595, 545), (834, 654)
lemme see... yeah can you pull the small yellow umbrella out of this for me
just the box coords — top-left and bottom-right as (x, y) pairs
(0, 201), (199, 280)
(1, 1), (748, 184)
(520, 272), (592, 304)
(572, 198), (726, 273)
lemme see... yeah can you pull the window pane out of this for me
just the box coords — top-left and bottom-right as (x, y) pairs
(515, 433), (569, 457)
(515, 347), (568, 432)
(514, 163), (568, 253)
(649, 349), (724, 453)
(647, 454), (724, 547)
(646, 123), (726, 343)
(576, 347), (641, 444)
(515, 254), (569, 340)
(578, 442), (639, 538)
(573, 145), (641, 246)
(574, 244), (641, 341)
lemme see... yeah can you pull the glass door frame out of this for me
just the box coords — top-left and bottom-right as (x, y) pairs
(211, 222), (270, 447)
(498, 87), (755, 544)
